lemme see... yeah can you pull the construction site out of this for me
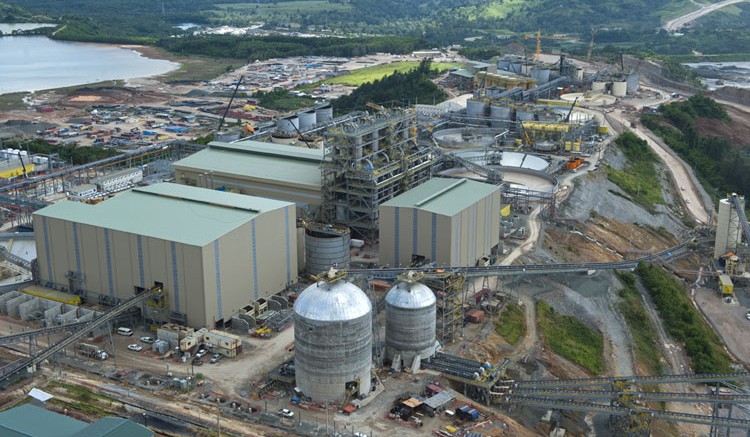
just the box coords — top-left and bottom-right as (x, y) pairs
(2, 44), (750, 437)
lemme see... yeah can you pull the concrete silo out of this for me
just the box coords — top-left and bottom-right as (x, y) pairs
(385, 273), (437, 371)
(611, 81), (627, 97)
(714, 193), (746, 259)
(297, 109), (317, 131)
(294, 271), (372, 401)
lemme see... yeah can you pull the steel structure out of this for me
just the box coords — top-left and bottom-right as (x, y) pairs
(321, 108), (436, 241)
(0, 285), (163, 384)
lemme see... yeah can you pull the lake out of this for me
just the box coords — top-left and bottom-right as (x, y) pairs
(0, 36), (180, 95)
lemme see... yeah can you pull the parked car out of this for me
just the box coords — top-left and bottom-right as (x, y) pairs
(127, 344), (143, 352)
(279, 408), (294, 419)
(140, 336), (155, 344)
(195, 348), (207, 358)
(210, 353), (222, 364)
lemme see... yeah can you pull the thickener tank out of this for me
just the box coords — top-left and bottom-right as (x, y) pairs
(466, 98), (488, 118)
(714, 193), (746, 259)
(385, 276), (437, 368)
(294, 276), (372, 401)
(297, 110), (317, 130)
(305, 225), (351, 274)
(612, 81), (627, 97)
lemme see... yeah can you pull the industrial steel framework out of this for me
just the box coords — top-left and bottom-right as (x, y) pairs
(321, 109), (436, 241)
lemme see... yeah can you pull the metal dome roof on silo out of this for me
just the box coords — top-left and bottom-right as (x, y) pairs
(294, 279), (371, 321)
(385, 280), (436, 309)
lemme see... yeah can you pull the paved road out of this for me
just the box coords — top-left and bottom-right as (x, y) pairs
(663, 0), (750, 32)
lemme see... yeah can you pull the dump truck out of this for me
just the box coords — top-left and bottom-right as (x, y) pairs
(77, 343), (108, 360)
(565, 157), (585, 171)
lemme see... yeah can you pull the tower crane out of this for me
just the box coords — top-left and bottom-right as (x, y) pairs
(523, 31), (566, 62)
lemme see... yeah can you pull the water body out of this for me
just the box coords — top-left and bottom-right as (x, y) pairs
(0, 36), (180, 95)
(0, 22), (55, 33)
(684, 62), (750, 90)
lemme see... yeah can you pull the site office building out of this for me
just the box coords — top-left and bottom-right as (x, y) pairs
(33, 183), (297, 328)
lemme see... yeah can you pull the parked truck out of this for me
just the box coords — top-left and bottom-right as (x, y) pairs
(77, 343), (108, 360)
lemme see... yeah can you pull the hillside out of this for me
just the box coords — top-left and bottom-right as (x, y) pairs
(0, 0), (735, 40)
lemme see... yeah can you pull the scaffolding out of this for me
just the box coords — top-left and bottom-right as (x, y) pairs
(321, 109), (436, 241)
(425, 273), (466, 343)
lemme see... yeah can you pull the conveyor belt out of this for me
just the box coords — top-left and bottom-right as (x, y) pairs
(0, 321), (90, 346)
(512, 371), (750, 388)
(507, 388), (750, 404)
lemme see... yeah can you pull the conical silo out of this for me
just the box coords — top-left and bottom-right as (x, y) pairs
(294, 274), (372, 401)
(385, 276), (436, 369)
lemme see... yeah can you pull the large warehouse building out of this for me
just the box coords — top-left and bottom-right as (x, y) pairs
(33, 183), (297, 328)
(172, 141), (325, 210)
(379, 178), (501, 268)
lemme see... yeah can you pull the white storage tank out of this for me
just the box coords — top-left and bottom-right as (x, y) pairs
(591, 81), (607, 92)
(385, 274), (437, 369)
(466, 98), (488, 118)
(297, 110), (316, 130)
(315, 104), (333, 124)
(714, 193), (745, 259)
(612, 81), (627, 97)
(294, 273), (372, 402)
(278, 115), (299, 134)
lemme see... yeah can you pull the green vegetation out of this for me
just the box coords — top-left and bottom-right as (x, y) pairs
(326, 61), (460, 87)
(536, 300), (605, 375)
(636, 263), (732, 374)
(4, 139), (120, 165)
(255, 89), (316, 112)
(615, 271), (662, 375)
(333, 59), (448, 113)
(605, 132), (663, 212)
(157, 35), (427, 60)
(495, 303), (526, 346)
(642, 95), (748, 198)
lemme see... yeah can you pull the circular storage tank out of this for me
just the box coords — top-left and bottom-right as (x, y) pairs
(497, 58), (511, 71)
(714, 194), (745, 259)
(270, 130), (297, 145)
(297, 110), (316, 130)
(612, 81), (627, 97)
(278, 116), (299, 133)
(385, 279), (437, 367)
(294, 279), (372, 402)
(466, 98), (488, 118)
(315, 104), (333, 124)
(533, 140), (558, 152)
(305, 227), (351, 274)
(531, 67), (550, 84)
(591, 81), (607, 92)
(510, 61), (524, 74)
(490, 103), (513, 128)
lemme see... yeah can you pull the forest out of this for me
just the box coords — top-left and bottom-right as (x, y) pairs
(642, 95), (749, 200)
(332, 59), (448, 113)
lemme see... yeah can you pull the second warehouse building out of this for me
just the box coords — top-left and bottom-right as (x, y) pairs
(33, 183), (297, 328)
(379, 178), (502, 268)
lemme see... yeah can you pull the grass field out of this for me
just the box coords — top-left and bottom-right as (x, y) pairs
(325, 61), (461, 87)
(616, 272), (663, 375)
(536, 300), (605, 375)
(495, 303), (526, 346)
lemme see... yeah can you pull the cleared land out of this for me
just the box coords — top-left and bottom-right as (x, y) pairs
(326, 61), (461, 87)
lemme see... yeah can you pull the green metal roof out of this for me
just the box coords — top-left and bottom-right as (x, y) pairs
(381, 178), (500, 216)
(73, 417), (153, 437)
(34, 183), (293, 247)
(173, 140), (324, 188)
(0, 404), (87, 437)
